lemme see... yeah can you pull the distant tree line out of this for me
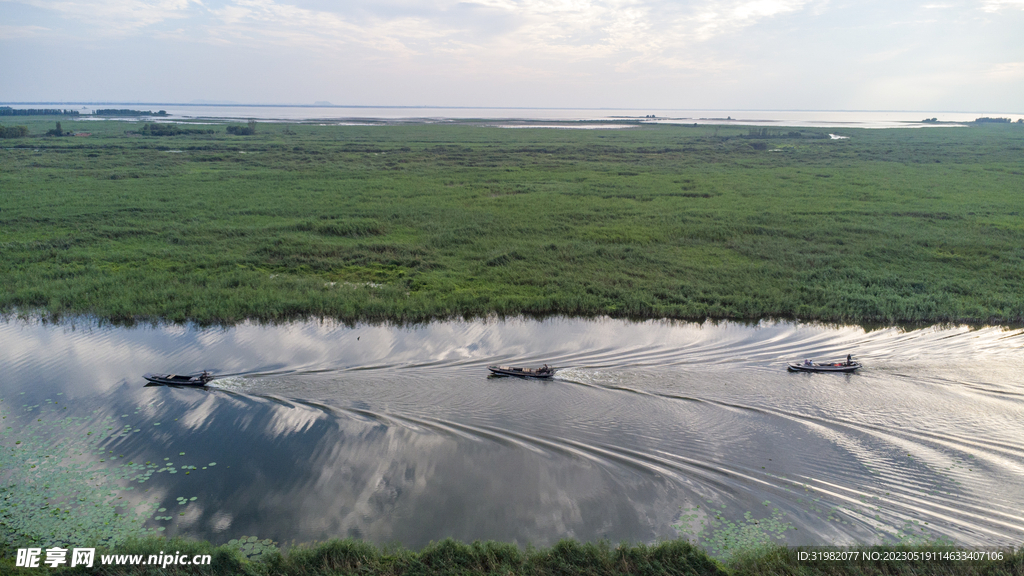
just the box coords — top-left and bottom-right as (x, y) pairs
(0, 106), (79, 116)
(94, 109), (168, 116)
(137, 123), (215, 136)
(974, 117), (1011, 123)
(0, 124), (29, 138)
(226, 119), (257, 135)
(744, 128), (826, 139)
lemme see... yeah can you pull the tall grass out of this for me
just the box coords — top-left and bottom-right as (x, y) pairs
(2, 118), (1022, 325)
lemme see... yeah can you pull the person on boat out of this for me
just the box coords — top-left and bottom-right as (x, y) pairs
(846, 354), (852, 366)
(804, 359), (812, 366)
(542, 364), (550, 372)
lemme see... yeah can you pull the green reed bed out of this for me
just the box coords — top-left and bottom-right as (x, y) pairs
(2, 118), (1023, 325)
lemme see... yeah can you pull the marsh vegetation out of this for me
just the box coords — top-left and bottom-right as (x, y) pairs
(1, 118), (1022, 325)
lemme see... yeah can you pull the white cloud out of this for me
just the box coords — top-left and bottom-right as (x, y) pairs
(5, 0), (1018, 108)
(6, 0), (201, 33)
(200, 1), (471, 59)
(0, 24), (51, 38)
(2, 0), (817, 67)
(986, 61), (1024, 79)
(979, 0), (1024, 11)
(676, 0), (807, 41)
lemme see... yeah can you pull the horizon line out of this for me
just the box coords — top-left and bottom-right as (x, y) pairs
(1, 102), (1020, 115)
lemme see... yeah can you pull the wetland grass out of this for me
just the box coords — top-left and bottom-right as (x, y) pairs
(1, 118), (1022, 325)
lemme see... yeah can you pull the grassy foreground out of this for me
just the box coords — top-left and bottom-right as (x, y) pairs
(2, 537), (1020, 575)
(2, 117), (1023, 325)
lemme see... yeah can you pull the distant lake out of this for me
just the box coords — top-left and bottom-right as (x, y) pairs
(21, 103), (1023, 127)
(1, 317), (1022, 553)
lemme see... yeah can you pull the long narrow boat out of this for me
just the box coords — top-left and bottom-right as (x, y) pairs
(787, 361), (861, 373)
(487, 365), (555, 378)
(143, 371), (213, 386)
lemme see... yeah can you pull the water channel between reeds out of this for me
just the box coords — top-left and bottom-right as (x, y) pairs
(1, 317), (1021, 554)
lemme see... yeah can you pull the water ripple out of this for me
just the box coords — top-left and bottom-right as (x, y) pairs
(2, 317), (1022, 548)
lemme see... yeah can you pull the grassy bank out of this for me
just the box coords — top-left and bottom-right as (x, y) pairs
(2, 537), (1020, 575)
(2, 118), (1023, 325)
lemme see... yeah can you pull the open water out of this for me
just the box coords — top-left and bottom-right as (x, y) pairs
(21, 104), (1023, 127)
(0, 318), (1021, 552)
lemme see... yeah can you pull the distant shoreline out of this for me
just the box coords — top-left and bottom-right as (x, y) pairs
(3, 102), (1021, 114)
(4, 104), (1014, 128)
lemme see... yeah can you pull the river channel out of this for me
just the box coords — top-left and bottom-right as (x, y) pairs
(1, 317), (1021, 553)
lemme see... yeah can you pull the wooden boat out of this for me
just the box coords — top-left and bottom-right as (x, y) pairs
(143, 371), (213, 386)
(487, 365), (555, 378)
(788, 361), (861, 373)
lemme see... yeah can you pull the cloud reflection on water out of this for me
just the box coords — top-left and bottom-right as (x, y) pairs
(1, 317), (1022, 549)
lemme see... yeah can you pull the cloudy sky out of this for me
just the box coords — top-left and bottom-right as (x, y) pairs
(1, 0), (1022, 110)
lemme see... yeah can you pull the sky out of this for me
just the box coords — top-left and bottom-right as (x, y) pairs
(1, 0), (1022, 111)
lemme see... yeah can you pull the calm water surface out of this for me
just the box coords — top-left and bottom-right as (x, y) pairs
(1, 318), (1022, 551)
(45, 104), (1022, 127)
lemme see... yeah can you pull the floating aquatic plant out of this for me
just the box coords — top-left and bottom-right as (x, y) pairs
(0, 401), (216, 551)
(226, 535), (278, 561)
(674, 501), (796, 559)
